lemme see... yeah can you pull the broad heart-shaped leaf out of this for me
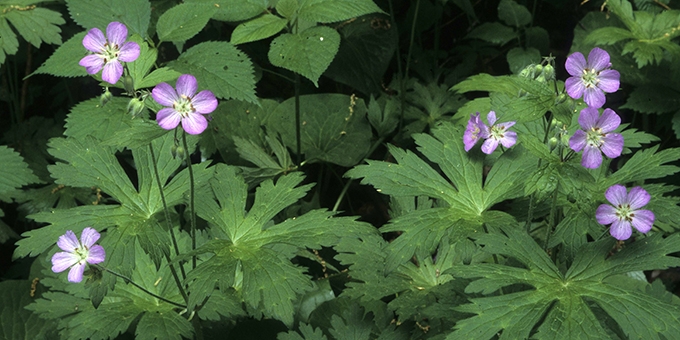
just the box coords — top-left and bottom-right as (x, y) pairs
(231, 13), (288, 45)
(346, 121), (534, 271)
(185, 0), (267, 22)
(266, 93), (373, 167)
(268, 26), (340, 86)
(186, 164), (376, 326)
(66, 0), (151, 37)
(298, 0), (385, 24)
(32, 31), (87, 78)
(0, 145), (41, 202)
(169, 41), (258, 104)
(447, 226), (680, 340)
(466, 22), (517, 45)
(497, 0), (531, 27)
(156, 2), (216, 42)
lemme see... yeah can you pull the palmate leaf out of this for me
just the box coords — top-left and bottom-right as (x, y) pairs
(0, 4), (64, 64)
(186, 164), (375, 326)
(347, 121), (534, 271)
(0, 280), (57, 339)
(0, 145), (41, 202)
(446, 226), (680, 339)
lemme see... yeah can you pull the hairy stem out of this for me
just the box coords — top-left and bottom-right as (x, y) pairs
(182, 132), (197, 270)
(97, 265), (186, 309)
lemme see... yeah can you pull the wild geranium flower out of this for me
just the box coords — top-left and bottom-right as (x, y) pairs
(51, 227), (105, 283)
(596, 185), (654, 241)
(569, 107), (623, 169)
(152, 74), (218, 135)
(463, 112), (487, 152)
(565, 47), (620, 108)
(79, 22), (140, 84)
(464, 111), (516, 154)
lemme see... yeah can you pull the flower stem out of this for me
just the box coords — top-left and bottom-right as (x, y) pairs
(96, 265), (187, 309)
(182, 132), (197, 269)
(543, 182), (560, 252)
(294, 73), (302, 167)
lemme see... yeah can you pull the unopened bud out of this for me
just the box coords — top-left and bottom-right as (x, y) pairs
(561, 133), (570, 146)
(549, 137), (558, 151)
(123, 75), (135, 94)
(171, 145), (185, 159)
(100, 88), (113, 106)
(127, 98), (145, 118)
(556, 93), (568, 105)
(519, 63), (536, 78)
(542, 64), (555, 81)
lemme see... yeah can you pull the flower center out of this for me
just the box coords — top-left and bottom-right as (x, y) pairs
(173, 95), (195, 117)
(581, 68), (600, 89)
(586, 127), (604, 147)
(101, 42), (120, 64)
(489, 125), (506, 140)
(73, 245), (90, 263)
(615, 204), (635, 222)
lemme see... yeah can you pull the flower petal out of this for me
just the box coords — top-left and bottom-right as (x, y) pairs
(627, 187), (651, 210)
(600, 133), (623, 159)
(597, 69), (620, 93)
(87, 245), (106, 264)
(79, 55), (104, 74)
(565, 77), (585, 100)
(587, 47), (611, 71)
(583, 87), (606, 109)
(68, 262), (86, 283)
(597, 109), (621, 133)
(604, 184), (628, 206)
(609, 219), (632, 241)
(578, 107), (599, 130)
(486, 111), (497, 126)
(176, 74), (198, 98)
(51, 252), (79, 273)
(631, 209), (654, 233)
(565, 52), (586, 76)
(82, 28), (106, 53)
(481, 138), (499, 154)
(500, 130), (517, 148)
(191, 90), (218, 114)
(156, 108), (182, 130)
(80, 227), (100, 248)
(181, 112), (208, 135)
(596, 204), (618, 225)
(102, 61), (123, 84)
(581, 145), (603, 169)
(106, 22), (128, 47)
(152, 83), (179, 106)
(569, 130), (587, 152)
(118, 42), (140, 62)
(57, 230), (80, 252)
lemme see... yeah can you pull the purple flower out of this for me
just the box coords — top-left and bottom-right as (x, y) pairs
(152, 74), (218, 135)
(596, 185), (654, 240)
(79, 22), (140, 84)
(463, 112), (487, 152)
(464, 111), (516, 154)
(51, 227), (105, 283)
(565, 47), (620, 108)
(569, 107), (623, 169)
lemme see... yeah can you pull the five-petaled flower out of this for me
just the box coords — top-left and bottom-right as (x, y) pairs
(596, 185), (654, 241)
(569, 107), (623, 169)
(79, 22), (140, 85)
(51, 227), (105, 283)
(463, 111), (517, 154)
(565, 47), (620, 108)
(152, 74), (218, 135)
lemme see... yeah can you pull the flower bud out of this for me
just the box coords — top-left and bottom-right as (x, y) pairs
(171, 145), (185, 159)
(127, 98), (145, 118)
(561, 132), (570, 146)
(519, 63), (537, 78)
(100, 88), (113, 106)
(542, 64), (555, 81)
(549, 137), (558, 151)
(556, 93), (568, 105)
(123, 75), (135, 94)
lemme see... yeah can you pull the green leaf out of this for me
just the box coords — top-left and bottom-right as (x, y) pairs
(63, 97), (134, 142)
(231, 13), (288, 45)
(268, 26), (340, 86)
(366, 94), (399, 137)
(0, 145), (41, 202)
(506, 47), (540, 74)
(32, 31), (87, 77)
(0, 280), (57, 339)
(600, 146), (680, 190)
(278, 323), (328, 340)
(135, 67), (181, 89)
(3, 7), (64, 47)
(266, 93), (373, 167)
(497, 0), (531, 27)
(584, 26), (635, 45)
(621, 84), (680, 114)
(299, 0), (385, 24)
(0, 17), (18, 64)
(185, 0), (267, 22)
(466, 22), (517, 45)
(66, 0), (151, 37)
(169, 41), (258, 104)
(156, 3), (216, 42)
(126, 35), (157, 89)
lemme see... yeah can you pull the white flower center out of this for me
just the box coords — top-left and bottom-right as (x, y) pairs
(615, 203), (635, 222)
(489, 125), (506, 140)
(586, 127), (605, 147)
(173, 95), (195, 118)
(581, 68), (600, 89)
(101, 42), (120, 64)
(73, 245), (90, 263)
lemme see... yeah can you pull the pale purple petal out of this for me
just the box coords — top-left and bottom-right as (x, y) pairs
(597, 109), (621, 133)
(565, 52), (586, 76)
(156, 108), (182, 130)
(176, 74), (198, 98)
(609, 219), (632, 241)
(68, 262), (86, 283)
(80, 227), (100, 248)
(82, 28), (106, 53)
(604, 184), (628, 206)
(486, 111), (497, 126)
(79, 55), (104, 74)
(587, 47), (611, 71)
(578, 107), (599, 130)
(597, 70), (620, 93)
(118, 41), (140, 62)
(596, 204), (618, 225)
(106, 22), (128, 47)
(631, 209), (654, 233)
(627, 187), (651, 210)
(581, 145), (603, 169)
(51, 252), (79, 273)
(463, 113), (482, 151)
(496, 121), (516, 130)
(500, 130), (517, 148)
(583, 87), (606, 109)
(569, 130), (587, 152)
(57, 230), (80, 252)
(600, 133), (623, 159)
(192, 90), (218, 114)
(152, 83), (179, 106)
(102, 61), (123, 84)
(565, 77), (585, 100)
(87, 245), (106, 264)
(481, 138), (499, 154)
(181, 112), (208, 135)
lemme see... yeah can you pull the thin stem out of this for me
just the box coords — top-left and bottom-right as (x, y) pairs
(97, 265), (187, 309)
(332, 179), (352, 213)
(543, 182), (560, 252)
(399, 0), (421, 131)
(261, 68), (295, 83)
(182, 132), (197, 269)
(294, 73), (302, 166)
